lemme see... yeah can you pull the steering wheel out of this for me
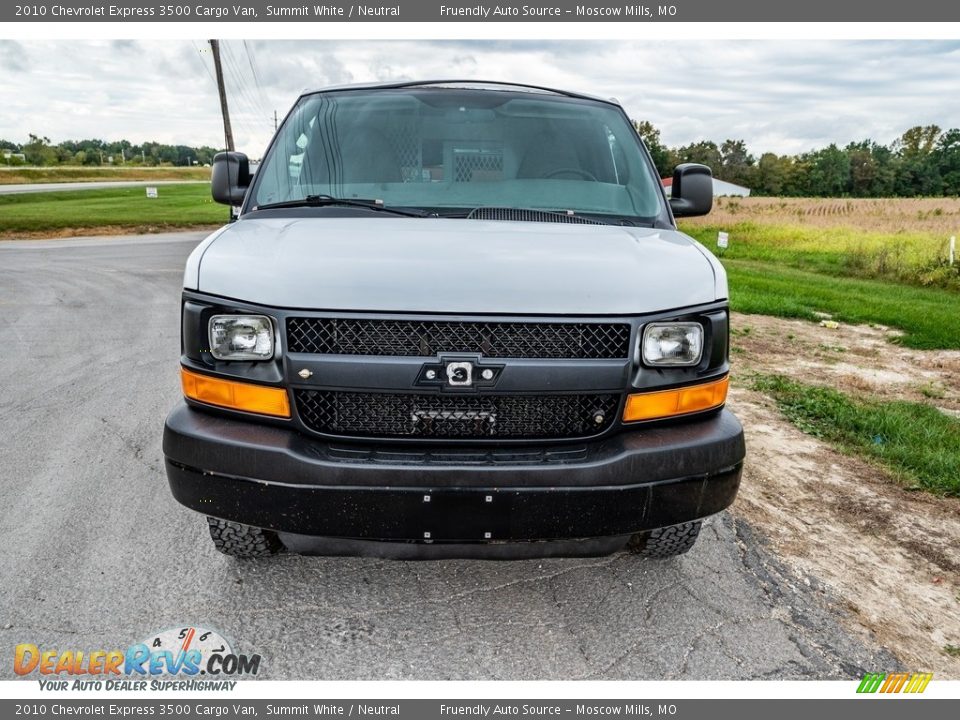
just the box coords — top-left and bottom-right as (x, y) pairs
(543, 167), (598, 181)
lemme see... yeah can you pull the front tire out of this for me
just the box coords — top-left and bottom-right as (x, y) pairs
(206, 517), (283, 558)
(628, 521), (702, 558)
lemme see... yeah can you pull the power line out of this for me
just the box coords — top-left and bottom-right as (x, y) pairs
(222, 50), (274, 149)
(243, 40), (271, 124)
(190, 40), (217, 85)
(215, 43), (268, 147)
(222, 41), (271, 128)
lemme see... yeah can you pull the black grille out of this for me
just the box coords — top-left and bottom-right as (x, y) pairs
(296, 390), (619, 439)
(287, 318), (631, 359)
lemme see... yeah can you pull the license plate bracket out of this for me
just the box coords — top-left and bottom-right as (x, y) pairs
(418, 490), (510, 541)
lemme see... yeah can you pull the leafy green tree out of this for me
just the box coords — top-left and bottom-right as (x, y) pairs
(719, 139), (756, 187)
(675, 140), (722, 174)
(892, 125), (943, 195)
(22, 134), (58, 166)
(935, 128), (960, 195)
(632, 120), (672, 177)
(896, 125), (942, 157)
(804, 144), (850, 196)
(846, 141), (878, 196)
(755, 153), (792, 195)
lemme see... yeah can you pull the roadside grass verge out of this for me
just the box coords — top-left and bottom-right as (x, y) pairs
(683, 222), (960, 292)
(0, 183), (225, 237)
(0, 166), (210, 184)
(725, 259), (960, 350)
(679, 197), (960, 292)
(753, 374), (960, 497)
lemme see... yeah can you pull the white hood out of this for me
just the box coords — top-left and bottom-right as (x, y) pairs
(186, 217), (725, 315)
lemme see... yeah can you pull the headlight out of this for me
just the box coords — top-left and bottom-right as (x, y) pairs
(209, 315), (274, 360)
(641, 322), (703, 367)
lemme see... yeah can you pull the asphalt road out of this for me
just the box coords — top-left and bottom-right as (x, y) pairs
(0, 232), (897, 680)
(0, 180), (207, 195)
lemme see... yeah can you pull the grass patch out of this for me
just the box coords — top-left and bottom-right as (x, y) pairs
(683, 221), (960, 292)
(753, 374), (960, 497)
(679, 197), (960, 291)
(679, 197), (960, 348)
(0, 183), (225, 236)
(725, 260), (960, 350)
(0, 166), (210, 184)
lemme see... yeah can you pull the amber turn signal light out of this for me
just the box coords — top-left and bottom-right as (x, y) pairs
(623, 376), (729, 423)
(181, 367), (291, 418)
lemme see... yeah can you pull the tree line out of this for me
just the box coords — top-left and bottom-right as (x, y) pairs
(4, 125), (960, 197)
(636, 122), (960, 197)
(0, 135), (220, 168)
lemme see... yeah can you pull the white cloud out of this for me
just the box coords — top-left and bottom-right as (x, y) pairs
(0, 40), (958, 156)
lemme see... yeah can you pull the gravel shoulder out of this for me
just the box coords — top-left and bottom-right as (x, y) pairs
(728, 312), (960, 676)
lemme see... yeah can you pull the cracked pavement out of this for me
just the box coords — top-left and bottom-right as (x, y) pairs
(0, 232), (898, 680)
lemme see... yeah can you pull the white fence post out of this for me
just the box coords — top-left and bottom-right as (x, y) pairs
(950, 236), (956, 266)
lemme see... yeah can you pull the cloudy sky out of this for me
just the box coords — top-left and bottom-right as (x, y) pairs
(1, 39), (958, 156)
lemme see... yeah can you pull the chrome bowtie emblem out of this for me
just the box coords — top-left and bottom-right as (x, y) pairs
(445, 361), (473, 387)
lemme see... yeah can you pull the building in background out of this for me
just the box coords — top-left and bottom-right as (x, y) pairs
(662, 177), (751, 197)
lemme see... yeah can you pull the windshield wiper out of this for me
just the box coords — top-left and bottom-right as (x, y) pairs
(254, 195), (429, 217)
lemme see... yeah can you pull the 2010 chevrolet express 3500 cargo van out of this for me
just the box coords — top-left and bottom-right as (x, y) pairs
(162, 80), (745, 559)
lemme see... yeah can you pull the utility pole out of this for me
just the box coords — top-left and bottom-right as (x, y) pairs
(209, 39), (235, 151)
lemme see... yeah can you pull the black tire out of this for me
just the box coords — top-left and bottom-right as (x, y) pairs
(627, 521), (702, 558)
(206, 517), (283, 558)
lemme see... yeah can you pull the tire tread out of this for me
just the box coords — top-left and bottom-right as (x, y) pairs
(206, 517), (283, 558)
(628, 521), (702, 558)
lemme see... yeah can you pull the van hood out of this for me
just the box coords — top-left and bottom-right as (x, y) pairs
(191, 217), (725, 315)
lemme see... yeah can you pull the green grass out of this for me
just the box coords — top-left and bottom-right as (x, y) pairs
(753, 375), (960, 497)
(725, 259), (960, 350)
(0, 183), (225, 235)
(685, 222), (960, 292)
(0, 166), (210, 184)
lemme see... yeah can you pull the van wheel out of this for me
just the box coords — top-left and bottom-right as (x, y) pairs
(206, 517), (283, 558)
(628, 521), (702, 558)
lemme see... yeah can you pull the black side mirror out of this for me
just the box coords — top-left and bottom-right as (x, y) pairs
(211, 151), (251, 206)
(669, 163), (713, 217)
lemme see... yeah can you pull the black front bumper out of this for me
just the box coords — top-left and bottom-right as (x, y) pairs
(163, 403), (745, 546)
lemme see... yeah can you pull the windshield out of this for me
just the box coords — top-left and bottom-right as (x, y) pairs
(250, 87), (665, 222)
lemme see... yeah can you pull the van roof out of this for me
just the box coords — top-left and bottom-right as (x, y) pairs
(300, 80), (621, 107)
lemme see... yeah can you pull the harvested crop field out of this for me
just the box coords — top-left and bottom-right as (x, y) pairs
(688, 196), (960, 234)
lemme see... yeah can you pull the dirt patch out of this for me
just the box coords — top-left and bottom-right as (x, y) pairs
(0, 224), (220, 241)
(728, 313), (960, 676)
(730, 312), (960, 413)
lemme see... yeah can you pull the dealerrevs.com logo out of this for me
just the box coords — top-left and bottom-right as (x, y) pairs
(14, 626), (262, 691)
(856, 672), (934, 694)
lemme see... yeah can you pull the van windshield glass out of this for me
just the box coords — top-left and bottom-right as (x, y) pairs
(251, 88), (664, 221)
